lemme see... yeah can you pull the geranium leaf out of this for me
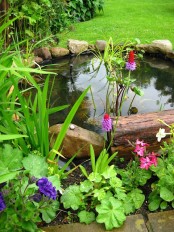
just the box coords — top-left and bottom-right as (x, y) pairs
(0, 144), (23, 172)
(96, 197), (126, 230)
(78, 210), (95, 224)
(102, 165), (117, 179)
(61, 185), (84, 210)
(22, 153), (48, 178)
(80, 180), (93, 193)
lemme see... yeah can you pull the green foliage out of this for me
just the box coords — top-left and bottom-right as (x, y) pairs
(91, 38), (144, 118)
(61, 185), (84, 210)
(61, 146), (145, 230)
(148, 124), (174, 211)
(96, 197), (126, 230)
(0, 144), (23, 183)
(66, 0), (104, 22)
(0, 172), (60, 231)
(118, 159), (152, 191)
(78, 210), (95, 224)
(22, 153), (48, 178)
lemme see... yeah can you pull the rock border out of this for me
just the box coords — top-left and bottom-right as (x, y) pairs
(31, 39), (174, 67)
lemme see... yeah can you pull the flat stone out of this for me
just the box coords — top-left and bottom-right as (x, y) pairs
(50, 47), (69, 58)
(34, 47), (52, 60)
(95, 40), (107, 52)
(68, 39), (89, 55)
(49, 124), (105, 158)
(42, 214), (147, 232)
(136, 40), (173, 55)
(148, 210), (174, 232)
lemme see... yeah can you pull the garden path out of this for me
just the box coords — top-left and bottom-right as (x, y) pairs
(42, 210), (174, 232)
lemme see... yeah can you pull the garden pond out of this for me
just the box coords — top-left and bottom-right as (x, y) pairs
(45, 54), (174, 134)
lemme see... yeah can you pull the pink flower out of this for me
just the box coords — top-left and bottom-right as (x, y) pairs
(135, 139), (149, 147)
(139, 157), (152, 170)
(134, 140), (149, 156)
(148, 152), (158, 167)
(102, 113), (112, 132)
(134, 145), (145, 156)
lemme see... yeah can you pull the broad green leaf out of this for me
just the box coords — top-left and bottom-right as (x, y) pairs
(96, 197), (126, 230)
(123, 197), (135, 215)
(128, 189), (145, 209)
(40, 201), (59, 223)
(0, 171), (19, 184)
(93, 189), (106, 201)
(115, 188), (127, 201)
(132, 86), (144, 96)
(61, 185), (84, 210)
(160, 201), (168, 210)
(102, 165), (117, 179)
(88, 172), (102, 183)
(109, 177), (122, 188)
(78, 210), (95, 224)
(47, 175), (61, 190)
(22, 154), (48, 178)
(0, 144), (23, 172)
(160, 187), (174, 202)
(148, 198), (161, 211)
(21, 221), (38, 232)
(80, 180), (93, 193)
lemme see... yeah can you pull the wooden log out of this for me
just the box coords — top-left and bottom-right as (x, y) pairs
(111, 109), (174, 159)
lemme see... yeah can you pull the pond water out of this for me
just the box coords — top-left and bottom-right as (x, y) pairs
(47, 54), (174, 134)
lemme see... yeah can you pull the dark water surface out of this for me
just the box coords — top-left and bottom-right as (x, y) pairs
(47, 54), (174, 134)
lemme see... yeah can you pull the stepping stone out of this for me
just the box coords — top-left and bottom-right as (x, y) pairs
(147, 210), (174, 232)
(42, 214), (148, 232)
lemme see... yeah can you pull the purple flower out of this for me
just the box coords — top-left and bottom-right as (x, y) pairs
(102, 113), (112, 132)
(126, 61), (136, 71)
(37, 177), (57, 200)
(30, 193), (42, 202)
(0, 192), (6, 211)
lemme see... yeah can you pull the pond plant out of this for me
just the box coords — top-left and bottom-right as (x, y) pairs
(1, 19), (174, 232)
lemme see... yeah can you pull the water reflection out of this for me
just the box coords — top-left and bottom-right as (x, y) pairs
(48, 55), (174, 133)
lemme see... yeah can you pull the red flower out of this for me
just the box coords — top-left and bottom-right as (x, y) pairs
(128, 51), (135, 63)
(104, 114), (110, 119)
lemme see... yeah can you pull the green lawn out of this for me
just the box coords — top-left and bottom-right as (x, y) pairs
(58, 0), (174, 47)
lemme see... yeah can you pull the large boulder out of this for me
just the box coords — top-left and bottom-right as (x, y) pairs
(136, 40), (173, 55)
(50, 47), (69, 58)
(49, 124), (105, 158)
(166, 50), (174, 60)
(34, 47), (52, 60)
(95, 40), (107, 52)
(67, 39), (89, 55)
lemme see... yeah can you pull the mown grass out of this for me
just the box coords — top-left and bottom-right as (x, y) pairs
(58, 0), (174, 47)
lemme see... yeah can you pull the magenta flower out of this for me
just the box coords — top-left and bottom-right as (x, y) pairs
(134, 145), (145, 156)
(102, 113), (112, 132)
(148, 152), (158, 167)
(126, 50), (136, 71)
(135, 139), (149, 147)
(134, 139), (149, 156)
(139, 157), (152, 170)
